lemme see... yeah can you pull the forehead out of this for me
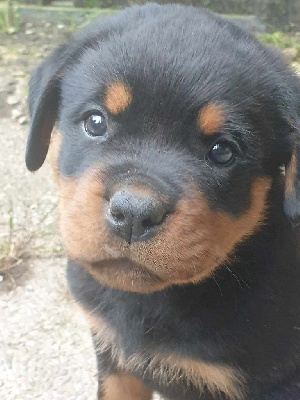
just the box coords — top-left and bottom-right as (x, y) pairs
(61, 12), (269, 121)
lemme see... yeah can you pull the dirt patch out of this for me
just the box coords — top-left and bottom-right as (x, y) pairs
(0, 258), (97, 400)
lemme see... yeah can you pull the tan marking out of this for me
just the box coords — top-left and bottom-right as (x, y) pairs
(285, 151), (297, 196)
(58, 170), (270, 293)
(102, 375), (152, 400)
(48, 130), (62, 184)
(151, 355), (245, 400)
(104, 81), (132, 115)
(181, 359), (244, 399)
(59, 172), (108, 262)
(133, 177), (271, 289)
(80, 307), (245, 399)
(118, 185), (159, 198)
(198, 104), (225, 135)
(79, 307), (120, 362)
(111, 185), (164, 200)
(123, 353), (245, 400)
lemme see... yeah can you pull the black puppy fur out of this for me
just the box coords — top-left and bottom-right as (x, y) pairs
(26, 4), (300, 399)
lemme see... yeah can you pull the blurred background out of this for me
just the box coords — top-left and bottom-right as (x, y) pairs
(0, 1), (299, 399)
(1, 0), (300, 29)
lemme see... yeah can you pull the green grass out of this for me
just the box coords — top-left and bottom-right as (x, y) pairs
(0, 1), (118, 12)
(0, 200), (62, 276)
(0, 2), (11, 32)
(0, 202), (31, 274)
(0, 1), (22, 32)
(258, 31), (300, 51)
(0, 2), (118, 32)
(17, 3), (119, 13)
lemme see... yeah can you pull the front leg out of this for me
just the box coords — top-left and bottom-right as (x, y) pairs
(92, 334), (153, 400)
(99, 374), (153, 400)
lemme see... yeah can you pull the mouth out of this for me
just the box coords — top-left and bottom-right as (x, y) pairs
(88, 257), (165, 292)
(91, 257), (145, 270)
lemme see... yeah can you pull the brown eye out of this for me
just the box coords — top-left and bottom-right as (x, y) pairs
(84, 113), (107, 137)
(208, 141), (235, 165)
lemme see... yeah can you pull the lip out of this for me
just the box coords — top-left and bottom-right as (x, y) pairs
(90, 257), (163, 283)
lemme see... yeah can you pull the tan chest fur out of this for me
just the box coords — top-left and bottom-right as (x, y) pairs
(83, 309), (246, 400)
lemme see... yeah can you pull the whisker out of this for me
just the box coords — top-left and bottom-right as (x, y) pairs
(210, 271), (223, 296)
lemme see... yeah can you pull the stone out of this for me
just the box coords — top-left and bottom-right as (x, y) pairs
(7, 95), (19, 106)
(283, 47), (299, 62)
(11, 109), (22, 120)
(12, 71), (26, 77)
(18, 116), (28, 125)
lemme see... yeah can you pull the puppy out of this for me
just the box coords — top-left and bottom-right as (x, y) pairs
(26, 4), (300, 399)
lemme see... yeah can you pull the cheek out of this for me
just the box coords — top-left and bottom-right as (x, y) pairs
(59, 172), (118, 262)
(56, 164), (270, 291)
(48, 136), (109, 261)
(132, 178), (271, 283)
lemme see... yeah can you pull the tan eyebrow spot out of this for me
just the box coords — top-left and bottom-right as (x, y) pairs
(198, 104), (225, 135)
(104, 81), (132, 115)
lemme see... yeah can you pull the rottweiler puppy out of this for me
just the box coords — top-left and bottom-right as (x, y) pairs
(26, 4), (300, 399)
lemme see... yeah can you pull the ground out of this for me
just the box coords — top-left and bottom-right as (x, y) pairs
(0, 19), (299, 400)
(0, 22), (98, 400)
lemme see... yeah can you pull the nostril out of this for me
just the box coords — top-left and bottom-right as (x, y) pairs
(141, 209), (167, 230)
(111, 210), (126, 222)
(142, 217), (155, 230)
(109, 196), (128, 222)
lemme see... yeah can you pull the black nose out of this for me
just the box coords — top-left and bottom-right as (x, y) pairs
(107, 190), (168, 243)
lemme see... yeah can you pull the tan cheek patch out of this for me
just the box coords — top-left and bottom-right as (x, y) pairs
(133, 177), (271, 286)
(58, 171), (111, 263)
(285, 151), (297, 197)
(48, 130), (62, 184)
(57, 171), (166, 293)
(104, 81), (132, 115)
(58, 171), (270, 293)
(198, 104), (225, 135)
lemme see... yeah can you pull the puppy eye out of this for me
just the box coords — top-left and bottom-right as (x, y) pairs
(208, 141), (235, 165)
(84, 113), (107, 137)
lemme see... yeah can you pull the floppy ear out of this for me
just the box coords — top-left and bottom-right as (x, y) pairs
(284, 118), (300, 227)
(26, 44), (72, 172)
(26, 47), (65, 171)
(26, 30), (95, 171)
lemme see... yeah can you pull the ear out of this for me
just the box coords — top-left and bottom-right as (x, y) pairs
(26, 43), (74, 172)
(25, 13), (118, 172)
(284, 121), (300, 227)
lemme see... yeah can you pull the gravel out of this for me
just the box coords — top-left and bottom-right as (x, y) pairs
(0, 259), (97, 400)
